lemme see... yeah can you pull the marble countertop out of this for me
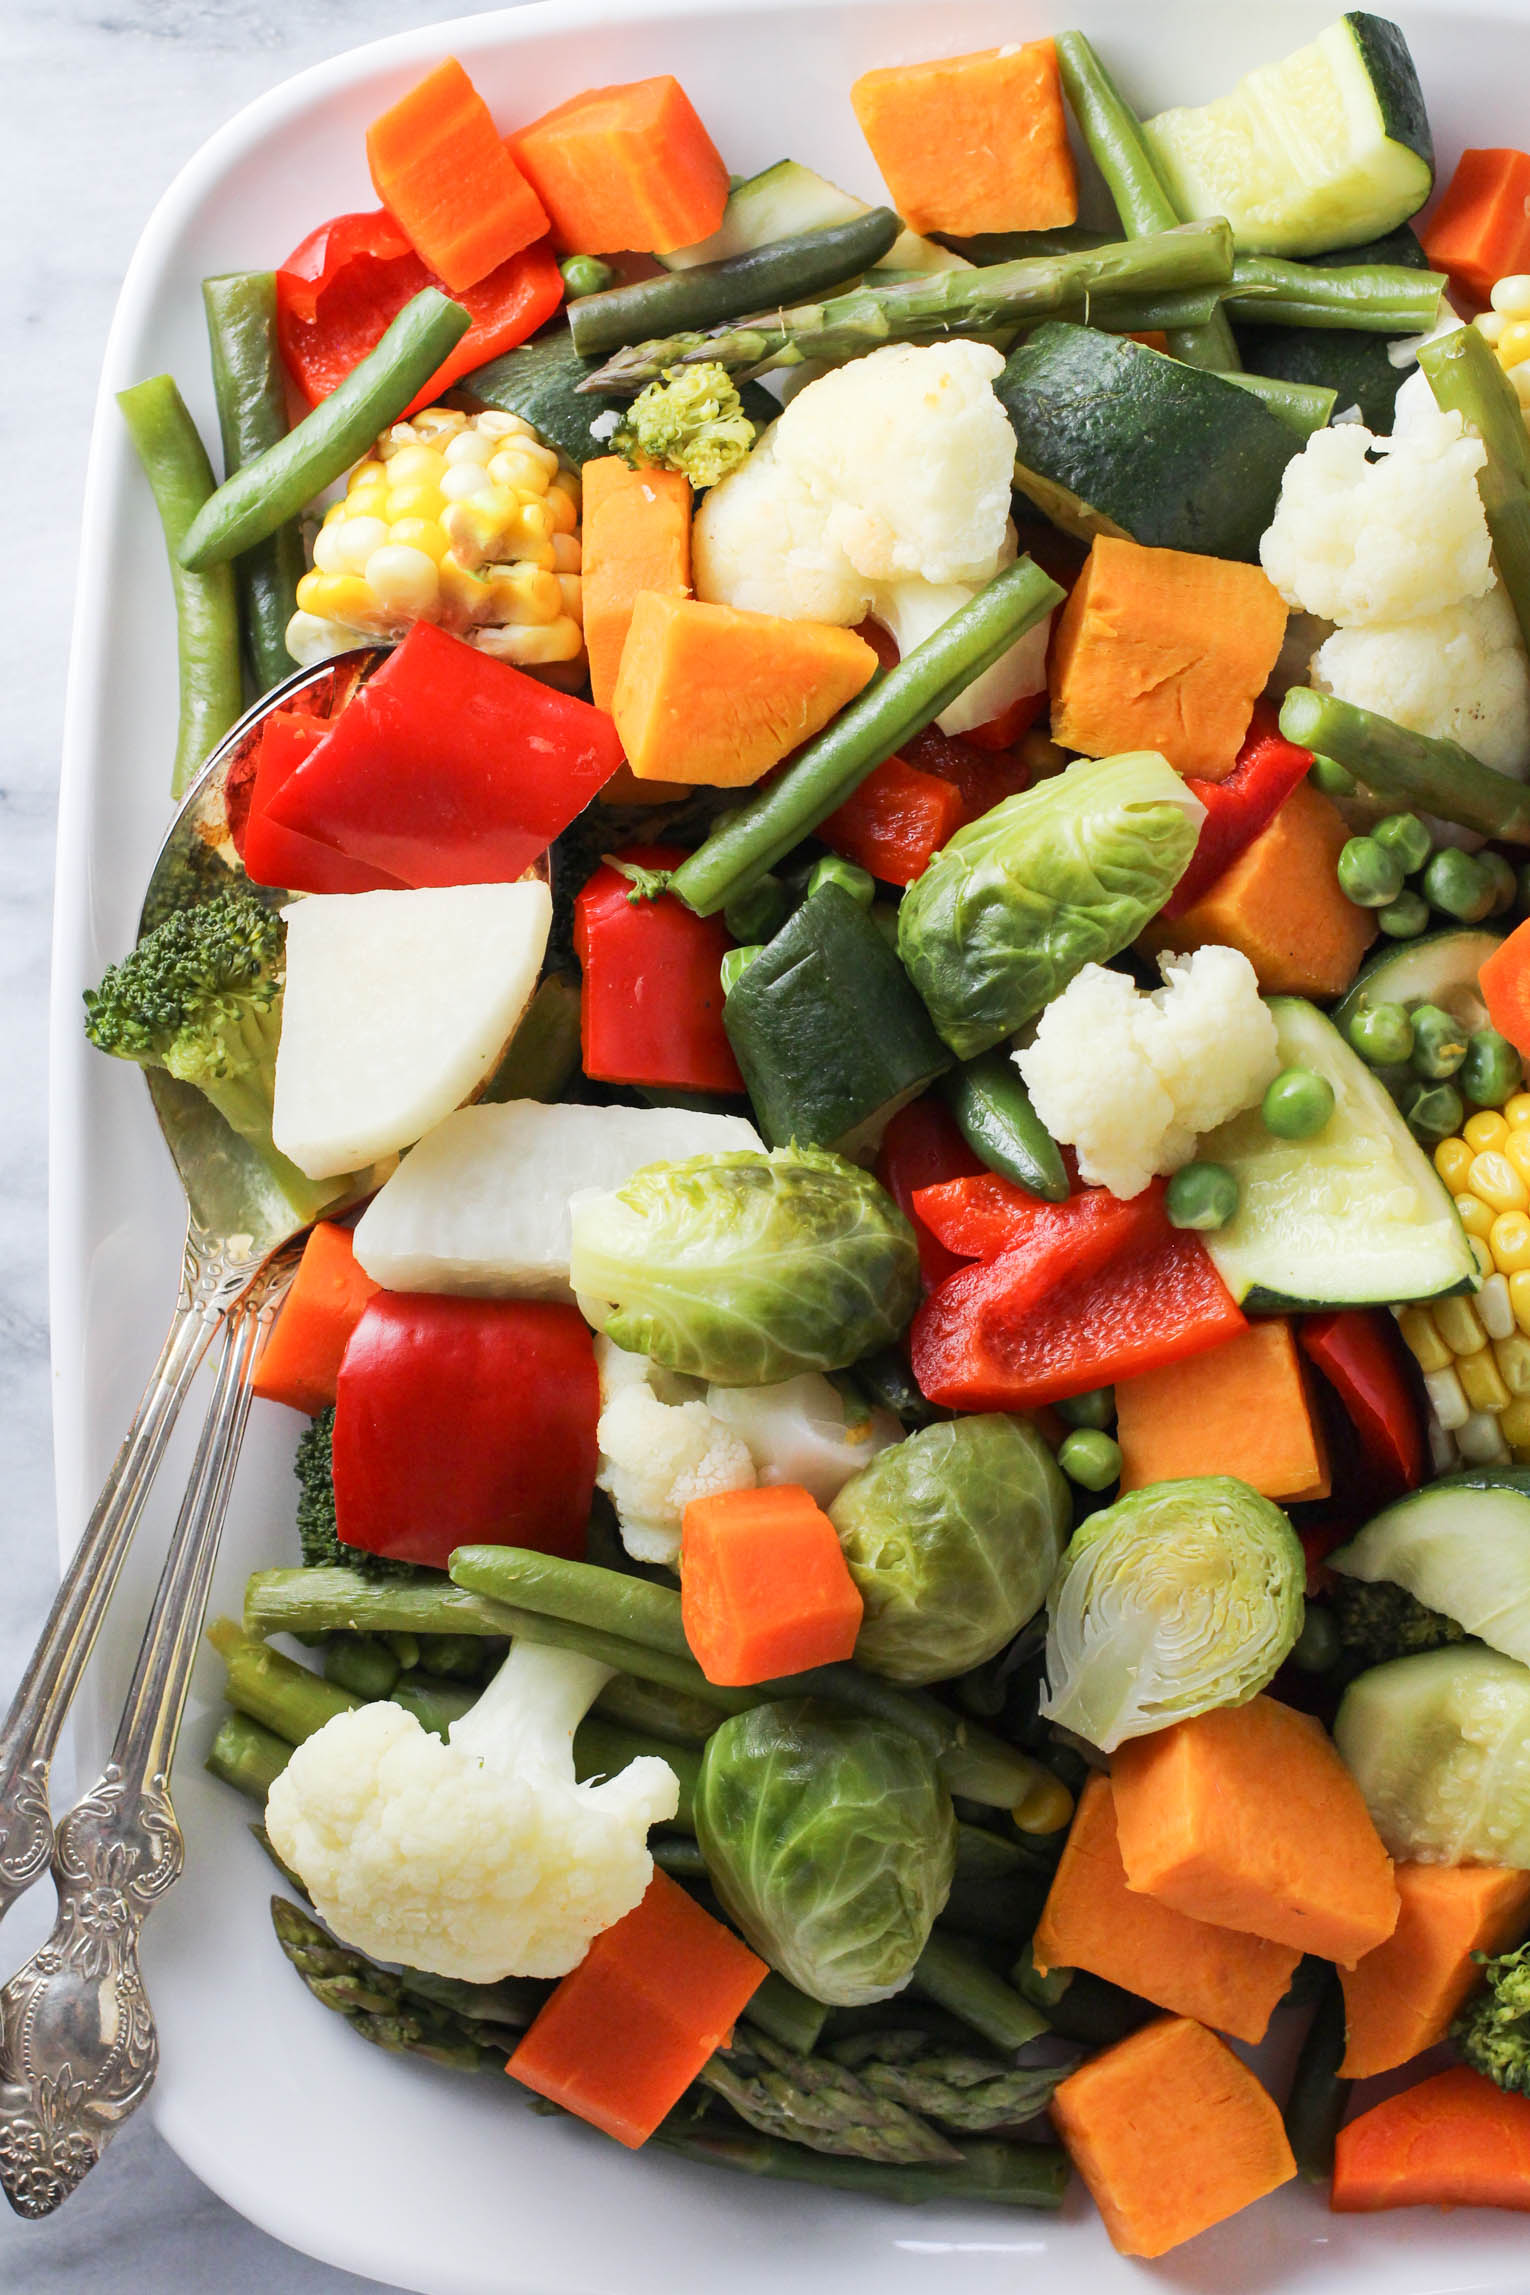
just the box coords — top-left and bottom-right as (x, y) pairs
(0, 6), (528, 2287)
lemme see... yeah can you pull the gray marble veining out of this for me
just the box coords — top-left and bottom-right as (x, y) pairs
(0, 5), (527, 2286)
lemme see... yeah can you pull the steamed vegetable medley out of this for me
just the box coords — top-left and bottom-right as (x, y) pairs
(99, 14), (1530, 2263)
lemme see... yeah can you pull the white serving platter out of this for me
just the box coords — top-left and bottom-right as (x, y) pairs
(47, 0), (1530, 2286)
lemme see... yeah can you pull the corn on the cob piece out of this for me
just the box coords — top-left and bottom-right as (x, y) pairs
(1473, 275), (1530, 409)
(286, 405), (584, 673)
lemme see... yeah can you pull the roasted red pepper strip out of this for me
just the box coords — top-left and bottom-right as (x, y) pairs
(1160, 704), (1314, 919)
(911, 1182), (1245, 1409)
(276, 209), (564, 413)
(241, 711), (407, 895)
(903, 721), (1033, 823)
(1299, 1309), (1426, 1495)
(874, 1097), (986, 1289)
(817, 754), (965, 886)
(959, 690), (1047, 751)
(575, 846), (743, 1094)
(333, 1294), (598, 1568)
(913, 1170), (1122, 1265)
(264, 623), (624, 886)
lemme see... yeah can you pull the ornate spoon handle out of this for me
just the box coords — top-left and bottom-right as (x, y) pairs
(0, 1252), (293, 2218)
(0, 1228), (255, 1921)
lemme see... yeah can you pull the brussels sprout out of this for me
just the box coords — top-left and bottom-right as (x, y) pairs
(897, 752), (1204, 1060)
(569, 1146), (920, 1386)
(829, 1416), (1069, 1685)
(1334, 1644), (1530, 1864)
(1040, 1475), (1305, 1753)
(695, 1701), (957, 2006)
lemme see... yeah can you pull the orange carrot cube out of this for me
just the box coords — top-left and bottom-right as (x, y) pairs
(252, 1221), (380, 1415)
(366, 58), (550, 291)
(511, 76), (729, 256)
(851, 42), (1077, 238)
(681, 1484), (864, 1686)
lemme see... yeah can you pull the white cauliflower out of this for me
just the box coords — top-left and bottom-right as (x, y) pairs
(704, 1373), (901, 1504)
(1015, 948), (1280, 1201)
(595, 1337), (754, 1565)
(264, 1642), (678, 1982)
(1311, 587), (1530, 781)
(693, 342), (1047, 736)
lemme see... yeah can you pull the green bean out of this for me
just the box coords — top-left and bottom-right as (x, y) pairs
(1420, 324), (1530, 657)
(912, 1933), (1049, 2053)
(591, 1670), (720, 1745)
(479, 974), (583, 1105)
(205, 1710), (292, 1801)
(652, 1836), (709, 1882)
(243, 1567), (519, 1642)
(941, 1056), (1069, 1201)
(669, 558), (1063, 915)
(180, 288), (470, 570)
(1284, 1965), (1349, 2181)
(117, 374), (243, 798)
(1225, 255), (1445, 333)
(574, 1716), (702, 1828)
(1052, 30), (1240, 371)
(1055, 288), (1224, 333)
(1279, 689), (1530, 844)
(202, 272), (306, 691)
(1219, 370), (1337, 436)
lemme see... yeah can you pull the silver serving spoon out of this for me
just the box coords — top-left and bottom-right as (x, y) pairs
(0, 649), (383, 2214)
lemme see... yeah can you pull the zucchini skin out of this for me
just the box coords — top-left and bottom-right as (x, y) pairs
(569, 208), (902, 358)
(1346, 11), (1433, 172)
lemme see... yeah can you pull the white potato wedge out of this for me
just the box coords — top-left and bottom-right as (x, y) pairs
(352, 1100), (762, 1299)
(272, 882), (551, 1179)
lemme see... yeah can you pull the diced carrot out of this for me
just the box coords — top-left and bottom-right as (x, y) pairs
(581, 457), (693, 717)
(1050, 2016), (1296, 2257)
(1111, 1697), (1399, 1967)
(1480, 918), (1530, 1056)
(251, 1222), (380, 1415)
(1332, 2065), (1530, 2212)
(1422, 148), (1530, 306)
(511, 76), (730, 256)
(817, 752), (965, 886)
(680, 1484), (864, 1686)
(507, 1869), (765, 2146)
(850, 41), (1077, 238)
(1115, 1319), (1330, 1502)
(1340, 1864), (1530, 2079)
(365, 58), (550, 291)
(1034, 1775), (1300, 2043)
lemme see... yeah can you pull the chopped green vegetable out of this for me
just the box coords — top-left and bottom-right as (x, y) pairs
(1453, 1939), (1530, 2093)
(611, 361), (757, 487)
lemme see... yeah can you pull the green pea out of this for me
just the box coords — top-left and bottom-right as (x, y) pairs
(1422, 846), (1497, 923)
(720, 944), (766, 997)
(1056, 1386), (1115, 1430)
(1347, 1001), (1414, 1067)
(808, 853), (876, 907)
(723, 874), (790, 944)
(1164, 1161), (1239, 1231)
(1407, 1082), (1465, 1142)
(1289, 1606), (1341, 1675)
(1376, 889), (1431, 939)
(1307, 754), (1355, 799)
(1481, 851), (1519, 916)
(1410, 1002), (1469, 1080)
(1462, 1026), (1524, 1109)
(1058, 1429), (1123, 1491)
(1263, 1066), (1335, 1140)
(1337, 835), (1405, 908)
(1371, 812), (1432, 874)
(561, 254), (617, 297)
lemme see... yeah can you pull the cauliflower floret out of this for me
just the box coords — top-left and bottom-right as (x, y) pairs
(690, 427), (872, 623)
(1015, 948), (1280, 1201)
(1311, 586), (1530, 781)
(704, 1371), (902, 1504)
(265, 1645), (678, 1982)
(595, 1336), (754, 1564)
(1259, 407), (1493, 627)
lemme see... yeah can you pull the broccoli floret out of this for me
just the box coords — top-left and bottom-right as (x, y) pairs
(611, 362), (757, 488)
(1330, 1573), (1465, 1667)
(296, 1408), (423, 1582)
(1453, 1938), (1530, 2092)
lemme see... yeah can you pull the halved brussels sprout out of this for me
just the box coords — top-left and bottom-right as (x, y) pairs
(829, 1415), (1070, 1685)
(1040, 1475), (1305, 1752)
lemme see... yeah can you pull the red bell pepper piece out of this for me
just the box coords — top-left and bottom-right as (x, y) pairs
(1299, 1309), (1426, 1496)
(240, 711), (407, 895)
(1161, 704), (1314, 919)
(911, 1182), (1246, 1409)
(903, 721), (1032, 823)
(276, 209), (564, 414)
(874, 1097), (986, 1289)
(913, 1170), (1130, 1266)
(333, 1293), (598, 1568)
(818, 754), (965, 886)
(264, 623), (623, 887)
(960, 690), (1047, 751)
(574, 846), (743, 1094)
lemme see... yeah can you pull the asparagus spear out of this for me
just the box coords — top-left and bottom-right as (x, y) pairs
(271, 1897), (522, 2070)
(1420, 322), (1530, 656)
(206, 1710), (290, 1800)
(828, 2032), (1072, 2133)
(651, 2127), (1070, 2207)
(1280, 688), (1530, 843)
(699, 2033), (962, 2165)
(577, 219), (1234, 392)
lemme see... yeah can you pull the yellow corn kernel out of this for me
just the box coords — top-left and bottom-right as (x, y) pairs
(544, 481), (579, 536)
(383, 443), (447, 484)
(1470, 1151), (1530, 1214)
(1492, 1210), (1530, 1272)
(1435, 1295), (1489, 1355)
(478, 562), (564, 626)
(1435, 1137), (1476, 1191)
(1455, 1192), (1495, 1240)
(1507, 1092), (1530, 1129)
(294, 570), (378, 627)
(1512, 1270), (1530, 1334)
(1506, 1130), (1530, 1189)
(558, 573), (583, 627)
(1398, 1306), (1453, 1374)
(1472, 1234), (1497, 1283)
(384, 481), (445, 523)
(1467, 1110), (1512, 1154)
(1479, 309), (1509, 344)
(1499, 317), (1530, 367)
(489, 446), (555, 495)
(409, 407), (468, 443)
(1496, 1333), (1530, 1396)
(1504, 1393), (1530, 1450)
(474, 616), (585, 666)
(1460, 1349), (1513, 1414)
(388, 517), (451, 564)
(552, 532), (582, 574)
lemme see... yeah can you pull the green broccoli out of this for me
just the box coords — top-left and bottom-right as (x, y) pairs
(611, 361), (757, 488)
(296, 1408), (423, 1582)
(1452, 1938), (1530, 2092)
(1329, 1574), (1465, 1667)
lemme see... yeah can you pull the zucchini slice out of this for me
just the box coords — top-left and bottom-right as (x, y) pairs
(1198, 996), (1476, 1309)
(996, 324), (1302, 563)
(1334, 1642), (1530, 1864)
(1332, 927), (1501, 1039)
(1332, 1477), (1530, 1667)
(1143, 13), (1433, 258)
(657, 158), (969, 278)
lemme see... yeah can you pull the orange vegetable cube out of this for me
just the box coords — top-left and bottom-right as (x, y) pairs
(366, 57), (550, 291)
(1340, 1863), (1530, 2079)
(1423, 148), (1530, 306)
(251, 1221), (380, 1415)
(1332, 2064), (1530, 2212)
(507, 1869), (765, 2146)
(1480, 917), (1530, 1057)
(1049, 535), (1288, 779)
(581, 457), (692, 715)
(681, 1484), (864, 1686)
(1050, 2016), (1295, 2256)
(511, 76), (729, 256)
(1115, 1319), (1330, 1502)
(851, 41), (1077, 238)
